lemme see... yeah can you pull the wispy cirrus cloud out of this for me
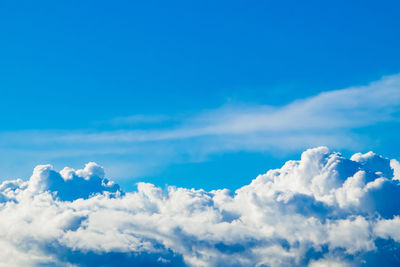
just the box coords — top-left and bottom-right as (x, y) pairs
(0, 74), (399, 179)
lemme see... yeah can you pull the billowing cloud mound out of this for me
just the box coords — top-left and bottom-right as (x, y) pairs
(27, 162), (120, 201)
(0, 148), (400, 266)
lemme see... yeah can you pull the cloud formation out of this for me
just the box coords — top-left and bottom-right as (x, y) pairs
(0, 73), (400, 180)
(3, 73), (400, 147)
(0, 147), (400, 266)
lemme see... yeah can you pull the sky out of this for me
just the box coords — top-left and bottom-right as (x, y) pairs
(1, 1), (400, 267)
(0, 0), (400, 192)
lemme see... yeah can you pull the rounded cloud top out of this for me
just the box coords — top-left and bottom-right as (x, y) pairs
(27, 162), (120, 201)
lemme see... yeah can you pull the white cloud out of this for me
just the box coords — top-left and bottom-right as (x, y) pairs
(0, 147), (399, 266)
(3, 72), (400, 146)
(374, 216), (400, 242)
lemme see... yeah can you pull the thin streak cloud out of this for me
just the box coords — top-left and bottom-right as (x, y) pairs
(0, 74), (398, 180)
(2, 74), (400, 145)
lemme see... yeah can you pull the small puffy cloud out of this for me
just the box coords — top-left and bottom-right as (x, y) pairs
(0, 147), (400, 266)
(27, 162), (120, 201)
(374, 216), (400, 242)
(391, 159), (400, 181)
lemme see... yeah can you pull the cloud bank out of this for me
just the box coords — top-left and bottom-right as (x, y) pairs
(0, 147), (400, 266)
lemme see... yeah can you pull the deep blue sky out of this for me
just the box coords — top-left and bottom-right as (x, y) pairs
(0, 0), (399, 190)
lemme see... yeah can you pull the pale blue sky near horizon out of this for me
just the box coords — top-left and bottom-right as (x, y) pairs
(0, 0), (400, 191)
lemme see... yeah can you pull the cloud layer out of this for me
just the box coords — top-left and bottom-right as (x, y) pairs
(0, 147), (400, 266)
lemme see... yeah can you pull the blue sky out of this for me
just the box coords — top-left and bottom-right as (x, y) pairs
(0, 0), (400, 191)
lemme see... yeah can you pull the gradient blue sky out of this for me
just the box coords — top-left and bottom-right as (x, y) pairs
(0, 0), (400, 191)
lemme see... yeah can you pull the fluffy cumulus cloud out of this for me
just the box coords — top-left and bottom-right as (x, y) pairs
(0, 147), (400, 266)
